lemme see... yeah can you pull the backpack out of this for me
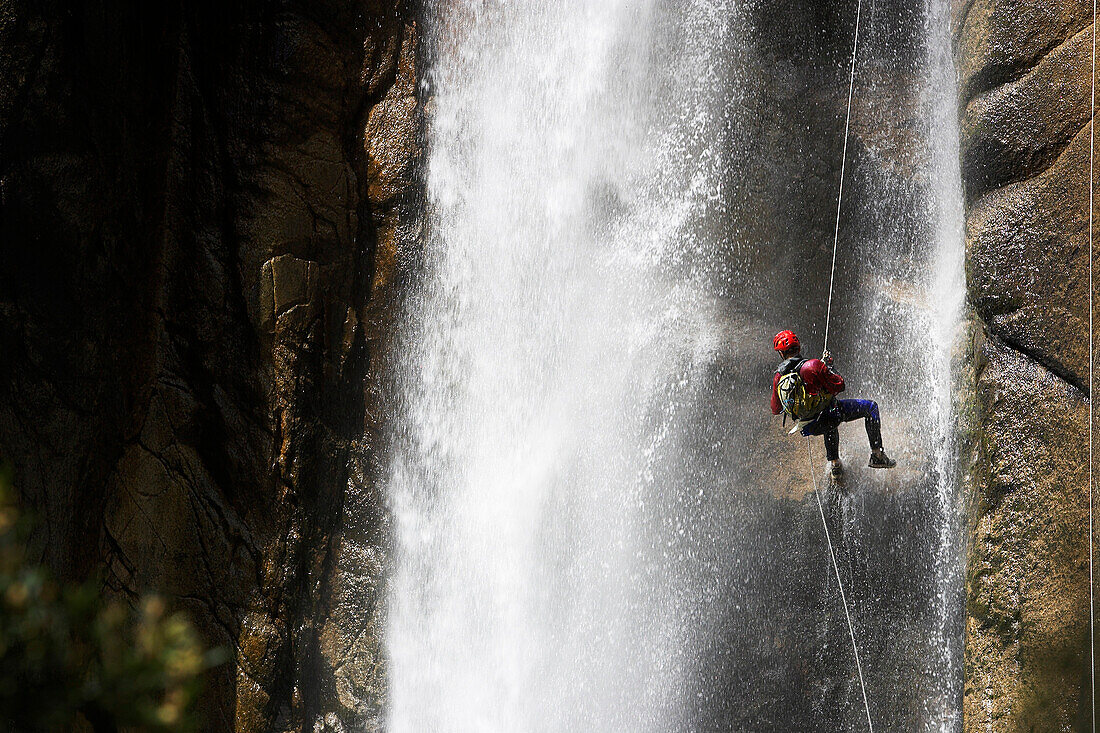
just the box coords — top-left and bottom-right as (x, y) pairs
(775, 358), (833, 431)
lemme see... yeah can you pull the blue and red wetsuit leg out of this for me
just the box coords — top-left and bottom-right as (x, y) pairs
(800, 398), (882, 461)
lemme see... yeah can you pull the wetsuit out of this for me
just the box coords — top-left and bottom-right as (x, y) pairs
(770, 357), (883, 461)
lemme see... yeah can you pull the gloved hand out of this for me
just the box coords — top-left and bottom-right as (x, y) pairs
(822, 350), (834, 367)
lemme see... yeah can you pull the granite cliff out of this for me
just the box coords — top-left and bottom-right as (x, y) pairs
(0, 1), (419, 729)
(954, 0), (1095, 729)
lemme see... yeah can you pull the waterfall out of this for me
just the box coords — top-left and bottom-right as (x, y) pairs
(921, 0), (967, 727)
(385, 3), (735, 729)
(381, 1), (966, 730)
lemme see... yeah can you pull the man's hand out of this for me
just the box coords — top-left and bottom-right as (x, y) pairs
(822, 350), (834, 368)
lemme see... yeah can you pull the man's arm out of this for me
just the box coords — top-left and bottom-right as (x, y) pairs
(802, 359), (845, 395)
(770, 372), (782, 414)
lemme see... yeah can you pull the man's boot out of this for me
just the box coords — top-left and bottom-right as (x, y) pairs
(868, 449), (896, 469)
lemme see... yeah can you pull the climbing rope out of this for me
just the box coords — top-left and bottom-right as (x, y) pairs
(1089, 0), (1096, 727)
(805, 442), (874, 732)
(822, 0), (863, 353)
(803, 0), (874, 729)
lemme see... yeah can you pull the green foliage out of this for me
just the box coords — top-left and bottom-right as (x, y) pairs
(0, 465), (225, 731)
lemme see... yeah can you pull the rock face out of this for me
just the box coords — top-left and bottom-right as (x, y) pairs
(0, 1), (420, 730)
(954, 1), (1094, 729)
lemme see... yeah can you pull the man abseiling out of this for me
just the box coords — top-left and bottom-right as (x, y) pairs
(770, 329), (896, 478)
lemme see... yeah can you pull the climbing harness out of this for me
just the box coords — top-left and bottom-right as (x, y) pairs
(802, 0), (874, 729)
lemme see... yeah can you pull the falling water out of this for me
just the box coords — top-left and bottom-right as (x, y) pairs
(381, 0), (965, 730)
(385, 3), (737, 729)
(920, 0), (967, 726)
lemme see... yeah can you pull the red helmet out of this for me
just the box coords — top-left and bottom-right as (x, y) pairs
(773, 330), (800, 353)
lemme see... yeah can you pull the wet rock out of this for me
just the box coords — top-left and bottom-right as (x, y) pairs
(313, 712), (348, 733)
(262, 255), (320, 332)
(965, 122), (1091, 389)
(954, 0), (1091, 105)
(954, 2), (1094, 729)
(964, 335), (1090, 732)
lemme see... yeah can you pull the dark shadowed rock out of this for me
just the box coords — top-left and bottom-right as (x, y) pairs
(0, 1), (421, 730)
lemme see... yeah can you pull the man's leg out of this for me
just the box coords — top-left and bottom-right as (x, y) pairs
(833, 398), (895, 467)
(823, 426), (840, 462)
(823, 425), (843, 478)
(802, 413), (843, 476)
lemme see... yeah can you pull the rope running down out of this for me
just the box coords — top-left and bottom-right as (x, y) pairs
(805, 442), (874, 732)
(803, 0), (874, 729)
(1089, 0), (1096, 726)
